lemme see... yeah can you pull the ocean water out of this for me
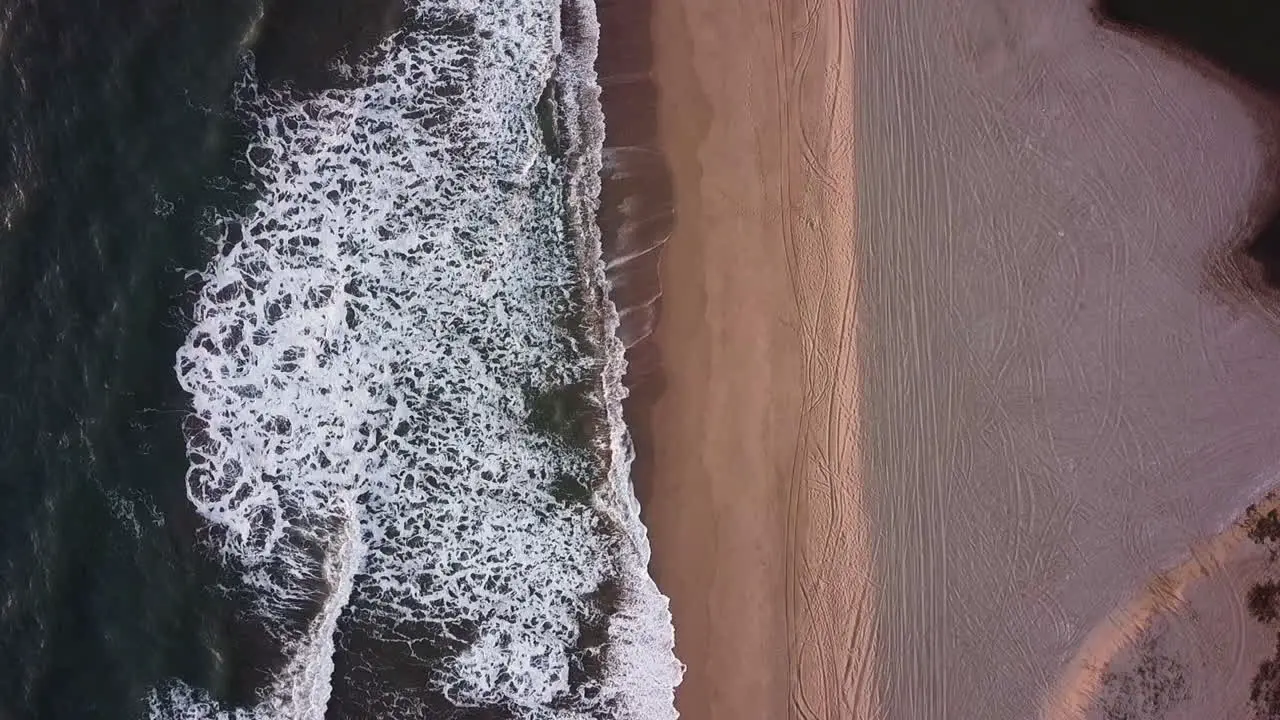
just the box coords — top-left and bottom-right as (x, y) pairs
(0, 1), (680, 718)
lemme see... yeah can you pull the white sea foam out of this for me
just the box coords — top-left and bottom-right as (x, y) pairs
(551, 2), (683, 716)
(155, 0), (681, 717)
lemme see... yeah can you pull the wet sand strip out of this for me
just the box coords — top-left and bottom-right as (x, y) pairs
(596, 0), (878, 717)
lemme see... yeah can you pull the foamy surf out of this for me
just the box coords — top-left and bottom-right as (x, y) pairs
(154, 0), (681, 717)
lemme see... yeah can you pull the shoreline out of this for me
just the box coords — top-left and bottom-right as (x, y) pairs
(594, 0), (1280, 716)
(558, 0), (685, 716)
(596, 0), (876, 717)
(594, 0), (672, 516)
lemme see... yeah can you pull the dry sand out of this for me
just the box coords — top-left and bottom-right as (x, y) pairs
(856, 0), (1280, 717)
(622, 0), (1280, 716)
(632, 0), (875, 718)
(1049, 495), (1280, 720)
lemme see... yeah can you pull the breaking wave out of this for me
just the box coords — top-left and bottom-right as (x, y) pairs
(153, 0), (681, 717)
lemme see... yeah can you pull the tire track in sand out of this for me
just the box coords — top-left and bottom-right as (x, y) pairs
(1040, 493), (1280, 719)
(772, 0), (882, 717)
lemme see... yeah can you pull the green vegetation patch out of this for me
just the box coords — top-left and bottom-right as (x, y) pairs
(1097, 633), (1189, 720)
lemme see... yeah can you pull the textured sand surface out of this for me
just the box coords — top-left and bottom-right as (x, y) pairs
(857, 0), (1280, 717)
(636, 0), (1280, 715)
(1057, 496), (1280, 720)
(639, 0), (875, 717)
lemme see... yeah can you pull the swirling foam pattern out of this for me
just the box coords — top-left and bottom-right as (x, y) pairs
(149, 1), (680, 717)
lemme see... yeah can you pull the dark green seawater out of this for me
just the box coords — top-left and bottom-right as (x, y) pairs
(0, 1), (680, 717)
(0, 2), (400, 716)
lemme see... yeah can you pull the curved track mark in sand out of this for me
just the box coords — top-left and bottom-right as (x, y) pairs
(772, 0), (883, 718)
(1041, 493), (1280, 720)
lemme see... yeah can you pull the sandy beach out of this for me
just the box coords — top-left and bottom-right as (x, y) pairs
(609, 0), (874, 717)
(605, 0), (1280, 716)
(1047, 495), (1280, 720)
(856, 0), (1280, 717)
